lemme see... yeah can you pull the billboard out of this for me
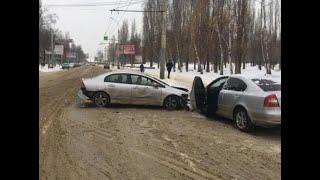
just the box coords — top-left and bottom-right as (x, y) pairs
(54, 45), (64, 55)
(122, 45), (135, 55)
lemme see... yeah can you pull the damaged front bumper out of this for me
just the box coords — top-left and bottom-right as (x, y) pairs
(179, 97), (191, 111)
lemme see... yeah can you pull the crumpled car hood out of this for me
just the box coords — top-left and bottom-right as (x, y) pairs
(171, 86), (189, 92)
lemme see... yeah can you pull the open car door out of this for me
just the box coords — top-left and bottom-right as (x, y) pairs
(190, 76), (206, 113)
(206, 76), (229, 116)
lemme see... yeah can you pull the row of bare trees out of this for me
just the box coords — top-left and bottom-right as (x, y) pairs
(107, 20), (142, 65)
(39, 1), (86, 65)
(142, 0), (280, 74)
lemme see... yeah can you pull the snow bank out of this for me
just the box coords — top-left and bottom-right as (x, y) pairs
(39, 64), (62, 73)
(120, 62), (281, 90)
(108, 62), (281, 91)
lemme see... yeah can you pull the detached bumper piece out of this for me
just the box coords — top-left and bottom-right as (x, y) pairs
(76, 90), (91, 107)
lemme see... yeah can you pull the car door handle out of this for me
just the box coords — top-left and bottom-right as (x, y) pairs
(107, 84), (115, 88)
(234, 95), (240, 98)
(133, 86), (138, 89)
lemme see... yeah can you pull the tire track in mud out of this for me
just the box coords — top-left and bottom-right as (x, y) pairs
(40, 66), (109, 180)
(104, 110), (221, 180)
(124, 110), (279, 180)
(62, 136), (115, 180)
(131, 123), (226, 180)
(63, 134), (118, 180)
(41, 66), (280, 180)
(62, 108), (131, 179)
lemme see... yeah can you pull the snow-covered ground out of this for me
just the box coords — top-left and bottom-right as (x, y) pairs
(118, 62), (281, 90)
(39, 64), (62, 73)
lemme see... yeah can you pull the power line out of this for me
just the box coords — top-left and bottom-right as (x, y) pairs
(110, 9), (165, 13)
(113, 0), (134, 40)
(113, 0), (145, 10)
(105, 0), (128, 38)
(109, 0), (135, 37)
(45, 1), (144, 8)
(112, 0), (135, 69)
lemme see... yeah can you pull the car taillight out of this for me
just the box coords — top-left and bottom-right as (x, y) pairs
(264, 94), (279, 107)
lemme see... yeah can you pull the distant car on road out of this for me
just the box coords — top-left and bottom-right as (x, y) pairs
(69, 63), (75, 68)
(62, 63), (72, 69)
(63, 62), (77, 69)
(104, 63), (110, 69)
(190, 75), (281, 132)
(78, 71), (189, 110)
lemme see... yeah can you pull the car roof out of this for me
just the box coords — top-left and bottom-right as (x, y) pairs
(228, 74), (277, 82)
(110, 70), (145, 75)
(94, 70), (171, 86)
(96, 70), (154, 79)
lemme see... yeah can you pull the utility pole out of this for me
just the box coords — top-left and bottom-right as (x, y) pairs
(104, 46), (107, 62)
(50, 31), (54, 68)
(159, 0), (167, 79)
(117, 29), (120, 69)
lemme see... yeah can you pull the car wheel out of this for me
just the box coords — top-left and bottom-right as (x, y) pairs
(164, 96), (179, 110)
(93, 92), (110, 107)
(233, 107), (254, 132)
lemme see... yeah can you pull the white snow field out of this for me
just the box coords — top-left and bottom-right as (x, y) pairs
(39, 64), (62, 73)
(119, 63), (281, 90)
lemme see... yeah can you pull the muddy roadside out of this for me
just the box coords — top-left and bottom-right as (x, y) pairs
(40, 66), (280, 180)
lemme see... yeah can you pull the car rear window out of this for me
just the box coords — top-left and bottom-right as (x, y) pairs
(252, 79), (281, 91)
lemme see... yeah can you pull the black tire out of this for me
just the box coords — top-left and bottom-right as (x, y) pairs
(164, 96), (179, 110)
(233, 107), (254, 132)
(93, 92), (110, 107)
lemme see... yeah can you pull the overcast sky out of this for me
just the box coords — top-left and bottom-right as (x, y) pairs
(42, 0), (279, 62)
(42, 0), (144, 61)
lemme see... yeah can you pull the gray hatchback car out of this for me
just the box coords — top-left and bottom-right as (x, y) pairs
(190, 75), (281, 132)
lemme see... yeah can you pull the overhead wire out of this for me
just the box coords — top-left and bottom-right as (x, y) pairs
(105, 0), (138, 40)
(104, 0), (126, 39)
(45, 1), (144, 8)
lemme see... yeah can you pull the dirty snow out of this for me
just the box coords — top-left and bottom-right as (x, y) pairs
(39, 64), (62, 73)
(119, 63), (281, 89)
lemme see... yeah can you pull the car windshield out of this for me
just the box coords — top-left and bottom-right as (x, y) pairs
(147, 76), (170, 86)
(252, 79), (281, 91)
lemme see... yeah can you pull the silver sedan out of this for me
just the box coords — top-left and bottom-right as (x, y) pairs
(78, 70), (189, 110)
(190, 75), (281, 132)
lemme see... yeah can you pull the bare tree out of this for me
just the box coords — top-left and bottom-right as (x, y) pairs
(141, 0), (280, 75)
(261, 0), (271, 74)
